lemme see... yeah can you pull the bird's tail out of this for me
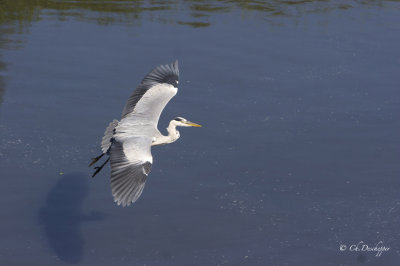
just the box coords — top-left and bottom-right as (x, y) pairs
(89, 119), (118, 176)
(101, 119), (119, 153)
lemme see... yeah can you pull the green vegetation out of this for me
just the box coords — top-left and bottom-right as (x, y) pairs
(0, 0), (397, 29)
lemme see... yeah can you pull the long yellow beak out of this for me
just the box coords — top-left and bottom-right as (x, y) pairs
(186, 121), (202, 127)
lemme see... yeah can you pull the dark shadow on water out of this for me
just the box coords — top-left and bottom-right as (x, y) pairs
(39, 172), (104, 264)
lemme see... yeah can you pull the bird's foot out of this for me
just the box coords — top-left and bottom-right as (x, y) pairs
(92, 166), (102, 178)
(91, 157), (110, 178)
(89, 153), (105, 167)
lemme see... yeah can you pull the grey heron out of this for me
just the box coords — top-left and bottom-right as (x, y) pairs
(89, 60), (201, 206)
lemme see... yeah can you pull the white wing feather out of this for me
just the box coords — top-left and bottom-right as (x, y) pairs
(109, 137), (152, 206)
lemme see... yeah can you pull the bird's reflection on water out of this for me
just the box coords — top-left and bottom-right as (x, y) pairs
(39, 173), (104, 263)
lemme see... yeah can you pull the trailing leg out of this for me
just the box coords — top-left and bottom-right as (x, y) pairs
(92, 157), (110, 178)
(89, 153), (105, 167)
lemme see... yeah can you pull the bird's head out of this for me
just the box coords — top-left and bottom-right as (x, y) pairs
(173, 117), (202, 127)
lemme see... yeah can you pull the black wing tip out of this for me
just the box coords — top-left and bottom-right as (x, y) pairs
(159, 59), (179, 77)
(163, 59), (178, 69)
(171, 60), (179, 74)
(142, 60), (180, 88)
(153, 60), (179, 72)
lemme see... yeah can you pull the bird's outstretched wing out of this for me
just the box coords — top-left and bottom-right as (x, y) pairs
(108, 61), (179, 206)
(109, 137), (153, 206)
(120, 60), (179, 127)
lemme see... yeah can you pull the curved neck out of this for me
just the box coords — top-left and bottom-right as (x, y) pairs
(152, 120), (180, 146)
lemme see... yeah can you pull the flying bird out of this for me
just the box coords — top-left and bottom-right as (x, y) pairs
(89, 61), (201, 206)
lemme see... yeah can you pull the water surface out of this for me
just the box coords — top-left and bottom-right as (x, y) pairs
(0, 1), (399, 265)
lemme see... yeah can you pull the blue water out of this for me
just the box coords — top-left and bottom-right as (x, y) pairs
(0, 1), (399, 265)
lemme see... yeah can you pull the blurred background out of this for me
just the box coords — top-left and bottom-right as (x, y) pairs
(0, 1), (399, 265)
